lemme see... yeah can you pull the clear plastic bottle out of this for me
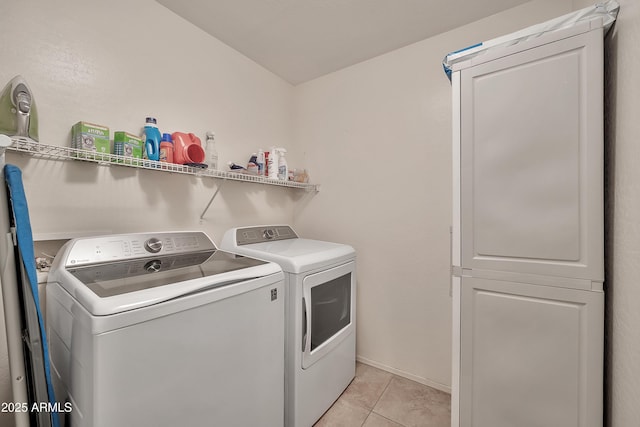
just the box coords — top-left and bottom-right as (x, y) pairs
(205, 131), (218, 171)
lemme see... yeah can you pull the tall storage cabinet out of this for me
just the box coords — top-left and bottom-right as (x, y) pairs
(450, 19), (607, 427)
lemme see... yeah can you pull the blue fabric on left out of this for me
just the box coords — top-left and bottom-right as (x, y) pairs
(4, 164), (59, 427)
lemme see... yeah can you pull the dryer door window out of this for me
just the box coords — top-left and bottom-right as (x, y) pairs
(302, 261), (355, 369)
(310, 273), (351, 351)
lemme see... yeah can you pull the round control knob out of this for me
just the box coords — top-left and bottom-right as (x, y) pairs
(145, 237), (163, 253)
(144, 260), (162, 273)
(263, 229), (275, 240)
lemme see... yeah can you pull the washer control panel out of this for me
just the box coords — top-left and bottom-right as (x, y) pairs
(236, 225), (298, 245)
(64, 231), (216, 267)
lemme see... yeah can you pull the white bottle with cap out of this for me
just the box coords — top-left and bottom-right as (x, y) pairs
(277, 148), (288, 181)
(267, 146), (278, 179)
(205, 131), (218, 171)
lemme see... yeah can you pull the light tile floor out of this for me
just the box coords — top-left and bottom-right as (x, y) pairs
(314, 362), (451, 427)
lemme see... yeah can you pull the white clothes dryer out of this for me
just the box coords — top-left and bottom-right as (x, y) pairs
(46, 231), (284, 427)
(221, 225), (356, 427)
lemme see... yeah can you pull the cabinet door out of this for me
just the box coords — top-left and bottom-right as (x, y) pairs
(458, 277), (603, 427)
(459, 30), (603, 281)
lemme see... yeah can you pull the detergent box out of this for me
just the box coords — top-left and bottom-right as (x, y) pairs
(71, 121), (110, 159)
(113, 131), (143, 163)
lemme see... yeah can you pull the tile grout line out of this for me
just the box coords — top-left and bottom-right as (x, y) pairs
(375, 413), (406, 427)
(360, 374), (398, 426)
(359, 408), (373, 427)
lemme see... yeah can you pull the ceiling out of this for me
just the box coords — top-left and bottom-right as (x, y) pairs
(156, 0), (531, 85)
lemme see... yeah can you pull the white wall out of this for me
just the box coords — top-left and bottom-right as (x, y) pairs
(599, 1), (640, 426)
(0, 1), (300, 425)
(1, 0), (304, 242)
(293, 0), (573, 391)
(568, 1), (640, 425)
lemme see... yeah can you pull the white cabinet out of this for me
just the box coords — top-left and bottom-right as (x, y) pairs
(451, 20), (606, 427)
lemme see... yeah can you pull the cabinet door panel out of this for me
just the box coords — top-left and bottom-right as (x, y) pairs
(459, 30), (603, 280)
(459, 277), (603, 427)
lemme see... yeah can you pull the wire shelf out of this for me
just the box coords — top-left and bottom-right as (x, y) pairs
(7, 137), (319, 192)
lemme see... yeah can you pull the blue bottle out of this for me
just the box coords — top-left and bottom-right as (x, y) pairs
(144, 117), (161, 161)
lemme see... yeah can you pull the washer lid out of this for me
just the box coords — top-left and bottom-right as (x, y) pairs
(49, 248), (282, 316)
(68, 250), (269, 297)
(223, 238), (355, 274)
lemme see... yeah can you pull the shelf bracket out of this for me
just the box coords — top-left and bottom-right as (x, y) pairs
(200, 179), (227, 220)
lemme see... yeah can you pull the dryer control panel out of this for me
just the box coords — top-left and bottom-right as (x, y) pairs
(235, 225), (298, 245)
(63, 231), (217, 267)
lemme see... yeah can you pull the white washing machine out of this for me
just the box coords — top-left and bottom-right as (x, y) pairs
(46, 231), (284, 427)
(221, 225), (356, 427)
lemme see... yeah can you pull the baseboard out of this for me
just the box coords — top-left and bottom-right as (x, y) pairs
(356, 355), (452, 394)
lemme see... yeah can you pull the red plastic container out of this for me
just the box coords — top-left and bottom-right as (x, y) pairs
(171, 132), (206, 165)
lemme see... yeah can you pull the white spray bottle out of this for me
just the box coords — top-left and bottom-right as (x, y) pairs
(267, 146), (278, 179)
(277, 148), (288, 181)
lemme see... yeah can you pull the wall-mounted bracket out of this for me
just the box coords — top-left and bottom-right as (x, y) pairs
(200, 179), (227, 220)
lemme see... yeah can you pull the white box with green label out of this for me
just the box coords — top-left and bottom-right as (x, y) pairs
(71, 122), (110, 159)
(113, 131), (143, 163)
